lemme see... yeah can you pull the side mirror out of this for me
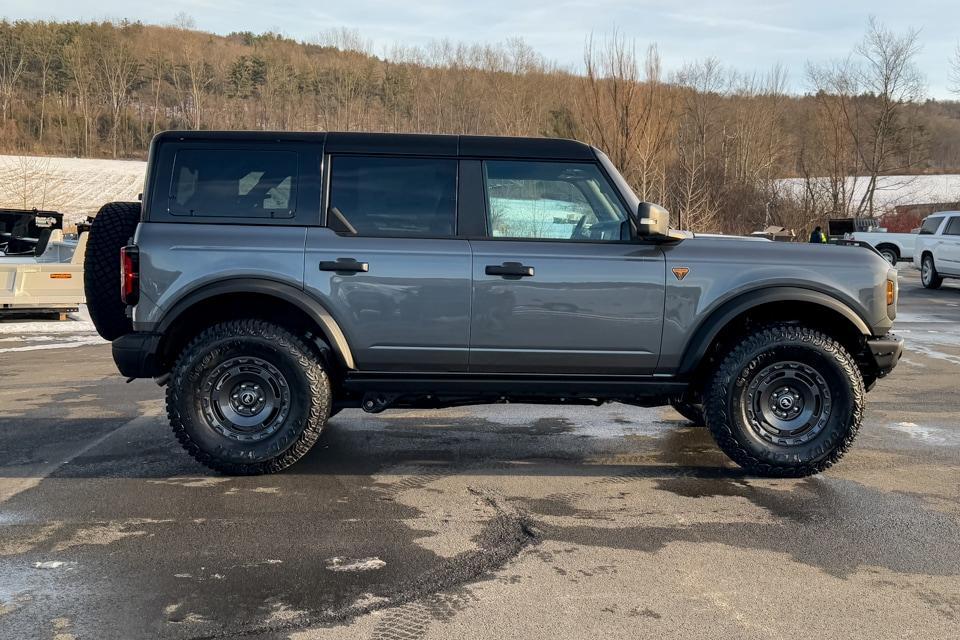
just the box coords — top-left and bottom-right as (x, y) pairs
(634, 202), (671, 239)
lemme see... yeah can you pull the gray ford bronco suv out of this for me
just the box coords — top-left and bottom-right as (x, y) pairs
(84, 131), (903, 476)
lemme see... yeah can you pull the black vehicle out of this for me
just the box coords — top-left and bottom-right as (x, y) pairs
(0, 208), (64, 256)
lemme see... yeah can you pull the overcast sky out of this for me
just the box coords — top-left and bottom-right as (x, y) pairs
(5, 0), (959, 98)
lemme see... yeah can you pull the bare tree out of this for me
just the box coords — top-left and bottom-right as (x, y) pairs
(25, 22), (59, 144)
(0, 21), (26, 124)
(578, 32), (677, 203)
(173, 40), (215, 130)
(63, 34), (98, 155)
(0, 155), (62, 210)
(951, 42), (960, 95)
(805, 18), (926, 218)
(96, 29), (141, 157)
(852, 17), (925, 215)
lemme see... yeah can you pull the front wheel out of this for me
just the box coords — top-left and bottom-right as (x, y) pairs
(166, 320), (331, 475)
(921, 255), (943, 289)
(704, 324), (864, 477)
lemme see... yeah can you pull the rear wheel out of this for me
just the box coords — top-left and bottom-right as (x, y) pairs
(167, 320), (331, 475)
(877, 245), (898, 266)
(704, 324), (864, 477)
(83, 201), (141, 340)
(921, 255), (943, 289)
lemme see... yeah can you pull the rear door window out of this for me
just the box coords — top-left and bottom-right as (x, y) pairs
(327, 156), (457, 237)
(943, 216), (960, 236)
(919, 217), (944, 235)
(168, 149), (298, 218)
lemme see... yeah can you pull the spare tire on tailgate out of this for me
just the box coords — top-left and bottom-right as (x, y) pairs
(84, 201), (141, 341)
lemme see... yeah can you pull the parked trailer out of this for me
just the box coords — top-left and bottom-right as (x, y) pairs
(1, 230), (88, 317)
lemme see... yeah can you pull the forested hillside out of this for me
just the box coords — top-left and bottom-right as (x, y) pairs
(2, 18), (959, 232)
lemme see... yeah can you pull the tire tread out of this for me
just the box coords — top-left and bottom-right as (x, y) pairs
(166, 319), (330, 475)
(704, 324), (865, 477)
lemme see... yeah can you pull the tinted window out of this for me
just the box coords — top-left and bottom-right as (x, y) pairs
(483, 161), (628, 241)
(169, 149), (298, 218)
(919, 217), (944, 235)
(944, 216), (960, 236)
(328, 156), (457, 237)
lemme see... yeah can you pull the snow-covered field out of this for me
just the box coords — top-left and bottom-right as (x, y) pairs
(0, 155), (145, 226)
(777, 174), (960, 212)
(0, 305), (104, 353)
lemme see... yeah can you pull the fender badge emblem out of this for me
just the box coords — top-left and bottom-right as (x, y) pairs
(672, 267), (690, 281)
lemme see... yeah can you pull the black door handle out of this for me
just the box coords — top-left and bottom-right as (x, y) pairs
(319, 258), (369, 273)
(485, 262), (534, 278)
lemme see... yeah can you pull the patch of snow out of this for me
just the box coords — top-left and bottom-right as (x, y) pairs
(0, 334), (104, 353)
(887, 422), (960, 446)
(325, 556), (386, 572)
(32, 561), (64, 569)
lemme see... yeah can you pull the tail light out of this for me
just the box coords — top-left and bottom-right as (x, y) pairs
(120, 245), (140, 305)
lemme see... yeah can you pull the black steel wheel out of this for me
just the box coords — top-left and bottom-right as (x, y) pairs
(167, 320), (330, 475)
(704, 324), (864, 477)
(743, 361), (830, 446)
(200, 356), (291, 443)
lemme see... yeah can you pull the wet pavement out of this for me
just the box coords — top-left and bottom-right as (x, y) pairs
(1, 269), (959, 639)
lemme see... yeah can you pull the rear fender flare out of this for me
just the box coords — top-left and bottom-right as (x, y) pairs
(157, 278), (356, 370)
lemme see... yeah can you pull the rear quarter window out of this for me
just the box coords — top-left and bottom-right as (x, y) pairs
(168, 149), (298, 219)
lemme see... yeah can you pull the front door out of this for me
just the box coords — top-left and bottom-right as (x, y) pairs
(304, 154), (472, 372)
(468, 159), (665, 375)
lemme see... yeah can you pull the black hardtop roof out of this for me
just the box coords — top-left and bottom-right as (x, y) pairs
(153, 130), (596, 160)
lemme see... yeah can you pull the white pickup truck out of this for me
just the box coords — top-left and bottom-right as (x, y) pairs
(848, 230), (918, 265)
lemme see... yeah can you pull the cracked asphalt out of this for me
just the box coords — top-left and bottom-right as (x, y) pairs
(1, 269), (959, 640)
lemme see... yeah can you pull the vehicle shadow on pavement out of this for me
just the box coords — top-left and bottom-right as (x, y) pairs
(29, 410), (746, 483)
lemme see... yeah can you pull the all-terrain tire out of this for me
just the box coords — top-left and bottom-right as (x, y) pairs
(83, 201), (141, 340)
(166, 320), (331, 475)
(669, 399), (705, 425)
(921, 255), (943, 289)
(704, 324), (864, 477)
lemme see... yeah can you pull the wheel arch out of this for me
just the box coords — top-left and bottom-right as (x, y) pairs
(678, 287), (872, 385)
(156, 278), (356, 372)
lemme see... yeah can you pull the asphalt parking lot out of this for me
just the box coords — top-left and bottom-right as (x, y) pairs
(1, 268), (959, 640)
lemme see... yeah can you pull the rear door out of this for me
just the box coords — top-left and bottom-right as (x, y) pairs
(304, 154), (472, 372)
(939, 215), (960, 274)
(467, 159), (665, 375)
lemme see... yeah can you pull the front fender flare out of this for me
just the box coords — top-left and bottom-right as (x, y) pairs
(677, 286), (871, 376)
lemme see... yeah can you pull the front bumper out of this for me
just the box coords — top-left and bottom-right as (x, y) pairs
(866, 333), (903, 378)
(112, 332), (164, 378)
